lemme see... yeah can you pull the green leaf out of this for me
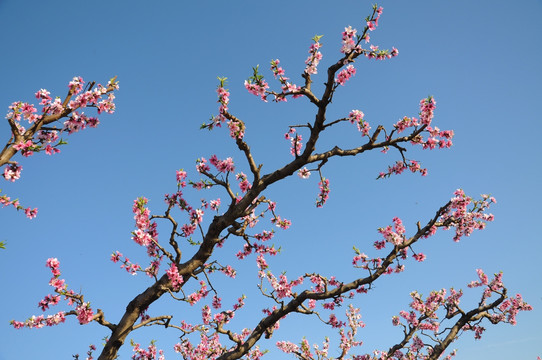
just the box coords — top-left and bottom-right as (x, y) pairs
(312, 34), (324, 42)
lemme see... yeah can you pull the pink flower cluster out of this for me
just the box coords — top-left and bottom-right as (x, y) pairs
(263, 272), (303, 299)
(131, 197), (158, 247)
(11, 258), (96, 329)
(12, 139), (36, 157)
(3, 163), (22, 182)
(270, 59), (302, 101)
(131, 341), (165, 360)
(340, 26), (360, 54)
(66, 77), (117, 114)
(211, 82), (230, 126)
(271, 214), (291, 230)
(377, 160), (428, 179)
(236, 172), (252, 193)
(390, 270), (532, 348)
(367, 6), (384, 31)
(0, 188), (37, 218)
(304, 36), (323, 75)
(228, 118), (245, 140)
(316, 178), (330, 208)
(166, 263), (184, 291)
(419, 96), (436, 126)
(76, 302), (94, 325)
(377, 217), (406, 246)
(63, 111), (100, 134)
(348, 109), (370, 136)
(245, 66), (269, 102)
(10, 311), (66, 329)
(206, 80), (244, 139)
(186, 280), (208, 304)
(209, 155), (235, 173)
(284, 128), (303, 156)
(110, 250), (142, 276)
(3, 76), (118, 218)
(335, 64), (356, 86)
(466, 269), (532, 327)
(6, 101), (40, 124)
(418, 125), (454, 150)
(440, 189), (495, 242)
(297, 167), (311, 179)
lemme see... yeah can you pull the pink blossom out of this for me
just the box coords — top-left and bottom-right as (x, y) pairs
(335, 65), (356, 86)
(3, 163), (22, 182)
(304, 37), (323, 75)
(297, 167), (311, 179)
(75, 302), (94, 324)
(340, 26), (359, 54)
(166, 263), (184, 291)
(236, 172), (252, 193)
(316, 178), (330, 207)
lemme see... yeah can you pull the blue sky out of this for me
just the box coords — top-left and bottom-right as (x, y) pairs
(1, 0), (541, 359)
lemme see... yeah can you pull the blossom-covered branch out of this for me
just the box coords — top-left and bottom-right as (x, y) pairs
(12, 4), (530, 360)
(1, 76), (119, 217)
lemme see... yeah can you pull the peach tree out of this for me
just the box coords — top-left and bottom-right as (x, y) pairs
(8, 5), (531, 360)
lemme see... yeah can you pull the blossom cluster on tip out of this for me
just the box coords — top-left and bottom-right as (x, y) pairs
(338, 7), (398, 62)
(11, 258), (94, 329)
(316, 178), (330, 208)
(419, 96), (436, 126)
(365, 45), (399, 60)
(271, 215), (291, 230)
(439, 189), (496, 242)
(245, 66), (269, 102)
(208, 81), (230, 128)
(270, 59), (302, 101)
(349, 110), (371, 136)
(376, 217), (406, 247)
(379, 96), (454, 180)
(340, 26), (361, 54)
(206, 79), (244, 140)
(304, 36), (324, 75)
(131, 197), (158, 247)
(367, 6), (384, 32)
(0, 183), (37, 218)
(111, 197), (163, 277)
(6, 76), (117, 139)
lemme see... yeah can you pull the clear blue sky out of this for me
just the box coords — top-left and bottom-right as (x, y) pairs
(1, 1), (541, 359)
